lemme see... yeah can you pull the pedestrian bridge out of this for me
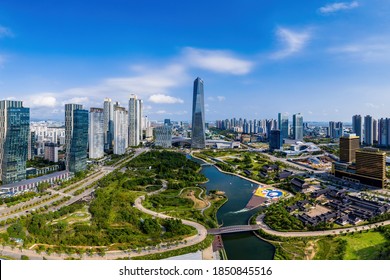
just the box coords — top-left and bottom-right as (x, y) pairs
(207, 224), (261, 235)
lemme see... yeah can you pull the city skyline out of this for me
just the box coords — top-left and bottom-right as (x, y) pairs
(1, 1), (390, 122)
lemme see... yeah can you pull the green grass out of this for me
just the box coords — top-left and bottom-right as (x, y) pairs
(339, 231), (387, 260)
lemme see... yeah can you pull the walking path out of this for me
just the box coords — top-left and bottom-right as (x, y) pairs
(0, 179), (208, 260)
(256, 214), (390, 237)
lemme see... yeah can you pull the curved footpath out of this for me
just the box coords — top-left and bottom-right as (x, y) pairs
(0, 182), (208, 260)
(256, 214), (390, 237)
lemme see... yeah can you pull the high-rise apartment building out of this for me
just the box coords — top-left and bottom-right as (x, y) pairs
(339, 133), (360, 163)
(191, 77), (206, 149)
(378, 118), (390, 147)
(292, 113), (303, 141)
(114, 106), (128, 155)
(44, 142), (59, 163)
(364, 115), (373, 146)
(278, 113), (289, 141)
(128, 95), (143, 147)
(0, 100), (30, 184)
(89, 108), (104, 159)
(373, 119), (378, 143)
(103, 98), (114, 151)
(65, 104), (88, 173)
(329, 121), (343, 139)
(352, 115), (363, 144)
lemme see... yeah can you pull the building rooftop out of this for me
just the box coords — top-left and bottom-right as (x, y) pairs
(0, 170), (70, 189)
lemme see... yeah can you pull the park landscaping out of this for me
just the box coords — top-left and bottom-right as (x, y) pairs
(0, 150), (210, 257)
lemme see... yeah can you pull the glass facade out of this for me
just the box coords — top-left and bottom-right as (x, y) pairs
(154, 125), (172, 148)
(103, 98), (114, 151)
(69, 109), (88, 173)
(191, 77), (206, 149)
(278, 113), (289, 141)
(0, 101), (30, 184)
(292, 113), (303, 141)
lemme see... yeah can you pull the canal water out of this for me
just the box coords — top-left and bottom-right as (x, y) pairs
(190, 157), (275, 260)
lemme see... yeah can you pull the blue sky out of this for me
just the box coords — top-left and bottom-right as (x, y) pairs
(1, 0), (390, 122)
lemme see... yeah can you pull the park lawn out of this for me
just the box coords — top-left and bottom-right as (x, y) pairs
(339, 231), (387, 260)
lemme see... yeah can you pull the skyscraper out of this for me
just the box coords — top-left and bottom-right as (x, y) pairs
(378, 118), (390, 147)
(364, 115), (373, 146)
(352, 115), (363, 144)
(278, 113), (289, 141)
(128, 94), (143, 147)
(339, 133), (360, 163)
(373, 119), (378, 143)
(65, 104), (88, 173)
(89, 108), (104, 159)
(292, 113), (303, 141)
(0, 100), (30, 184)
(329, 121), (343, 139)
(103, 98), (114, 151)
(191, 77), (206, 149)
(114, 105), (128, 155)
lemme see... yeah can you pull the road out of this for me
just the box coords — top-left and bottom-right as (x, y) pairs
(0, 148), (148, 222)
(255, 214), (390, 237)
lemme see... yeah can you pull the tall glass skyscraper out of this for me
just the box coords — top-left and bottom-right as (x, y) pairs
(103, 98), (114, 151)
(292, 113), (303, 141)
(0, 100), (30, 184)
(191, 77), (206, 149)
(114, 105), (128, 155)
(352, 114), (363, 144)
(89, 108), (104, 159)
(364, 115), (373, 146)
(278, 113), (289, 141)
(65, 104), (88, 173)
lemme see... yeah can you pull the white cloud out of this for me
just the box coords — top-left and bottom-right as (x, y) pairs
(148, 94), (184, 104)
(319, 1), (359, 14)
(63, 97), (89, 105)
(271, 27), (311, 59)
(182, 47), (253, 75)
(328, 37), (390, 62)
(26, 95), (57, 108)
(217, 96), (226, 101)
(0, 25), (13, 38)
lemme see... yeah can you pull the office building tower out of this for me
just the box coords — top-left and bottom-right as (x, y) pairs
(364, 115), (373, 146)
(269, 130), (281, 150)
(65, 104), (88, 173)
(356, 148), (386, 187)
(128, 95), (143, 147)
(329, 121), (343, 139)
(103, 98), (114, 151)
(373, 119), (378, 143)
(352, 115), (363, 144)
(278, 113), (289, 140)
(28, 131), (36, 160)
(0, 100), (30, 184)
(191, 77), (206, 149)
(378, 118), (390, 147)
(292, 113), (303, 141)
(89, 108), (104, 159)
(339, 133), (360, 163)
(44, 142), (59, 163)
(113, 106), (128, 155)
(154, 125), (172, 148)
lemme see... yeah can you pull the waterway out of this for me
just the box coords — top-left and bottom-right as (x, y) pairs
(190, 157), (275, 260)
